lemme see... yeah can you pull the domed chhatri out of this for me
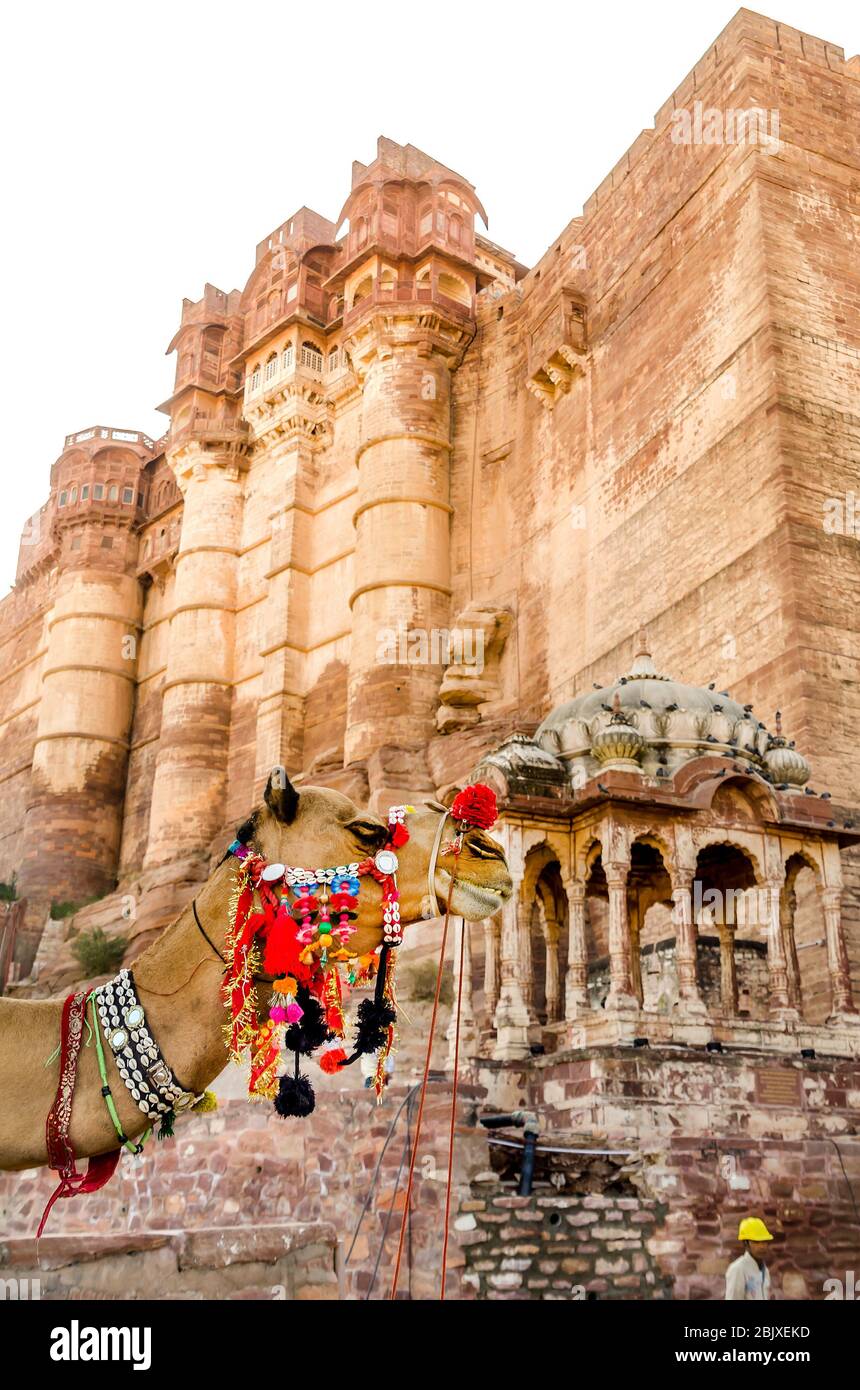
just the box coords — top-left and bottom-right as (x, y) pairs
(535, 638), (811, 791)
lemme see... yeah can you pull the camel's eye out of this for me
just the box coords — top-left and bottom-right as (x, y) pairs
(346, 820), (389, 851)
(466, 832), (506, 861)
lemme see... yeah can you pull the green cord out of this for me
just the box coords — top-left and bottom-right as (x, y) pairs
(90, 997), (151, 1157)
(44, 1007), (93, 1067)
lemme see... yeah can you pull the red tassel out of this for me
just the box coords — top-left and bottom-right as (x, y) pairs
(263, 903), (303, 978)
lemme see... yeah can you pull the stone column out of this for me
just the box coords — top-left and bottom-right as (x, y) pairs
(483, 915), (501, 1023)
(563, 878), (589, 1018)
(605, 860), (638, 1011)
(144, 441), (246, 872)
(253, 438), (315, 795)
(343, 302), (472, 802)
(764, 876), (794, 1019)
(628, 893), (643, 1006)
(20, 563), (142, 923)
(446, 917), (478, 1067)
(717, 923), (738, 1014)
(671, 867), (706, 1013)
(821, 886), (857, 1018)
(780, 881), (803, 1013)
(545, 924), (561, 1022)
(493, 873), (533, 1060)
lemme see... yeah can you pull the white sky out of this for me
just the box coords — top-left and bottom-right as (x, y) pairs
(2, 0), (858, 593)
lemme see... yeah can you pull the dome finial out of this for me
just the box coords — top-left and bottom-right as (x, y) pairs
(628, 625), (657, 679)
(775, 709), (782, 736)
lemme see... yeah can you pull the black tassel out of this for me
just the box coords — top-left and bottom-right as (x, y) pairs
(157, 1110), (175, 1141)
(337, 997), (397, 1068)
(274, 1071), (316, 1118)
(283, 986), (328, 1055)
(338, 945), (398, 1068)
(354, 996), (397, 1052)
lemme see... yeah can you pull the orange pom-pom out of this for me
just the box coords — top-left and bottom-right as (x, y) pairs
(272, 975), (297, 995)
(319, 1047), (347, 1074)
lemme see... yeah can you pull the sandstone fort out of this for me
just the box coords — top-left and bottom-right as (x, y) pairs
(1, 10), (859, 1300)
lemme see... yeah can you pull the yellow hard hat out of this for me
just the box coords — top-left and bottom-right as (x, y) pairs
(738, 1217), (773, 1242)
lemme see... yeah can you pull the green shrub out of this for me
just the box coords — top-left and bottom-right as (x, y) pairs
(71, 926), (128, 977)
(402, 958), (453, 1006)
(0, 876), (17, 902)
(51, 894), (101, 919)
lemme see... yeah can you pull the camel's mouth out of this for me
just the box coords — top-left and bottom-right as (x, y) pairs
(435, 870), (512, 920)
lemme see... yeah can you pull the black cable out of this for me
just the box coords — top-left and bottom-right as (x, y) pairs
(827, 1137), (860, 1227)
(365, 1088), (418, 1301)
(344, 1081), (422, 1266)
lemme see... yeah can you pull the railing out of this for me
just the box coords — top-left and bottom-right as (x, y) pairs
(342, 280), (474, 329)
(245, 345), (324, 402)
(168, 413), (250, 448)
(64, 427), (155, 451)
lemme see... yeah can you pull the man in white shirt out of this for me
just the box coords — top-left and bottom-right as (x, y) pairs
(725, 1217), (773, 1300)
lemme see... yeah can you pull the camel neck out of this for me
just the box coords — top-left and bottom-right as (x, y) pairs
(129, 864), (237, 1096)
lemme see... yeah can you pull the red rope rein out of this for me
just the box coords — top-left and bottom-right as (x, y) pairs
(389, 845), (460, 1300)
(440, 914), (466, 1298)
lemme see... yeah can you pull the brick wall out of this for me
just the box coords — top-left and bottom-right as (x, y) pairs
(461, 1190), (672, 1300)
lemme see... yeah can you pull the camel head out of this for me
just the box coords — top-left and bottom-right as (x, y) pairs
(242, 771), (513, 956)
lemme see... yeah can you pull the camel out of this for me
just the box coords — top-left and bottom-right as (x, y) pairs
(0, 773), (512, 1173)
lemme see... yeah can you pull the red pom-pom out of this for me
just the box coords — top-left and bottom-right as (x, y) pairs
(389, 822), (410, 848)
(451, 783), (498, 830)
(319, 1047), (348, 1074)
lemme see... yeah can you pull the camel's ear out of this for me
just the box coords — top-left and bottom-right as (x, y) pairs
(264, 766), (300, 824)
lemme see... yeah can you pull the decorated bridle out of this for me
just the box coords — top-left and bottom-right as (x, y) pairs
(36, 783), (498, 1237)
(219, 783), (498, 1118)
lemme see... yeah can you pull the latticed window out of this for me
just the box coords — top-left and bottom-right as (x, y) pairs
(300, 341), (323, 373)
(108, 485), (118, 501)
(250, 365), (262, 392)
(282, 344), (294, 371)
(122, 487), (134, 504)
(265, 354), (278, 382)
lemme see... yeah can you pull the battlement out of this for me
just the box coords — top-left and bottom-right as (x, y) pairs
(63, 425), (156, 452)
(519, 7), (860, 298)
(255, 207), (338, 266)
